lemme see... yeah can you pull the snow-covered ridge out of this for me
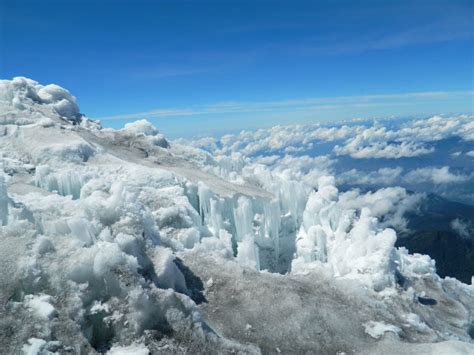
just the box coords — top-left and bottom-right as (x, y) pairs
(1, 78), (473, 354)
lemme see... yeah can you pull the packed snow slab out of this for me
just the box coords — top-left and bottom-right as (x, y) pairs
(182, 250), (474, 354)
(365, 339), (474, 355)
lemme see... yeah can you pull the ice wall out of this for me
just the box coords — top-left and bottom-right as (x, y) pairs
(187, 179), (296, 273)
(198, 146), (441, 290)
(35, 165), (90, 199)
(195, 184), (261, 270)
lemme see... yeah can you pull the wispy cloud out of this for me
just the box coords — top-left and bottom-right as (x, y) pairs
(129, 50), (261, 80)
(131, 67), (213, 79)
(296, 20), (473, 56)
(96, 91), (474, 121)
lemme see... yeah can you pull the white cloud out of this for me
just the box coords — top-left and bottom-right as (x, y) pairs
(333, 115), (474, 159)
(186, 115), (474, 205)
(450, 218), (472, 238)
(337, 187), (423, 231)
(338, 167), (404, 186)
(403, 166), (470, 185)
(400, 115), (473, 142)
(187, 115), (474, 162)
(334, 140), (434, 159)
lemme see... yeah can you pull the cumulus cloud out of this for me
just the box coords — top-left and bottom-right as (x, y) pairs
(187, 115), (474, 203)
(333, 116), (474, 159)
(450, 218), (472, 239)
(334, 139), (434, 159)
(403, 166), (470, 185)
(338, 167), (404, 186)
(398, 115), (474, 144)
(337, 187), (423, 231)
(191, 123), (360, 157)
(189, 115), (473, 161)
(459, 121), (474, 141)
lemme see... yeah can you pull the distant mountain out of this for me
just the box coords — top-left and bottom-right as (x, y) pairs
(397, 194), (474, 283)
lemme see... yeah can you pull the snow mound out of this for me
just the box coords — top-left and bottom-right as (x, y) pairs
(108, 343), (150, 355)
(0, 77), (81, 124)
(364, 321), (401, 339)
(121, 119), (170, 148)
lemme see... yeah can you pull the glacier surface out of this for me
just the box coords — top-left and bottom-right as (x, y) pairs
(0, 77), (473, 354)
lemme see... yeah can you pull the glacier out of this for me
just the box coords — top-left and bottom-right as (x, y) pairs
(0, 77), (473, 354)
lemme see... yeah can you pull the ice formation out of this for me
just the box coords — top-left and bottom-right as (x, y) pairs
(0, 78), (473, 354)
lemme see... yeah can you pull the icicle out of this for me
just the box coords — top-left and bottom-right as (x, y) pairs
(264, 199), (281, 261)
(209, 197), (224, 234)
(35, 165), (88, 199)
(0, 173), (8, 226)
(233, 196), (261, 270)
(233, 196), (253, 243)
(197, 182), (213, 224)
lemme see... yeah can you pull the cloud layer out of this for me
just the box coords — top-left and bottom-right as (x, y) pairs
(187, 115), (474, 204)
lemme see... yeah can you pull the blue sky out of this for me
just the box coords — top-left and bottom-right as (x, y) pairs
(1, 0), (473, 137)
